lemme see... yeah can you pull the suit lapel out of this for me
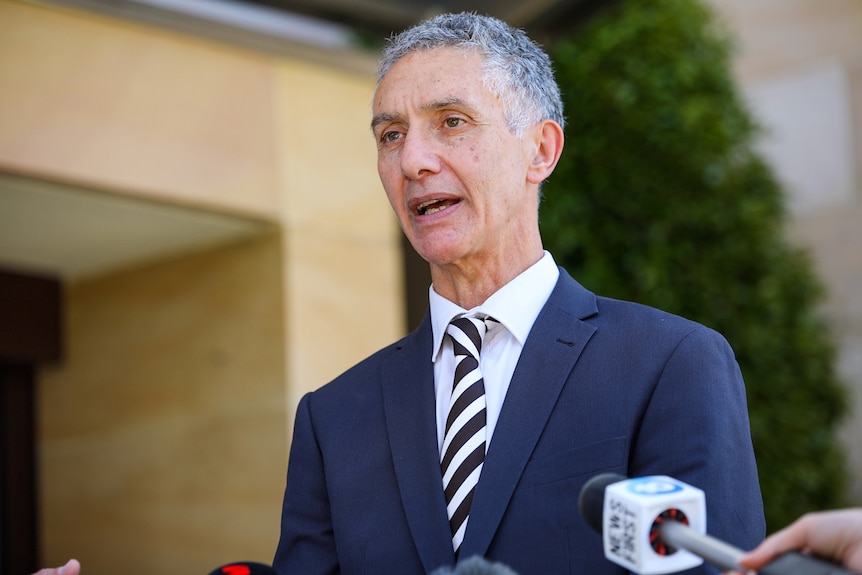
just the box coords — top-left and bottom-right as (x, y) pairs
(381, 318), (455, 571)
(460, 270), (599, 558)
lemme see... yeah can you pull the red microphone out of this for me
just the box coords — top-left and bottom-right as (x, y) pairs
(208, 561), (276, 575)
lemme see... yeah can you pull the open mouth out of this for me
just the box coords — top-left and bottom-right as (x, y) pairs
(417, 198), (459, 215)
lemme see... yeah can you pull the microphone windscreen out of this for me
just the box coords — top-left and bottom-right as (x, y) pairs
(578, 472), (626, 533)
(208, 561), (276, 575)
(430, 555), (520, 575)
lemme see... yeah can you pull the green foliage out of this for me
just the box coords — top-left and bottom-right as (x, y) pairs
(541, 0), (849, 531)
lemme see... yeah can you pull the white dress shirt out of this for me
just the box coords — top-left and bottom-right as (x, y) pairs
(429, 251), (560, 455)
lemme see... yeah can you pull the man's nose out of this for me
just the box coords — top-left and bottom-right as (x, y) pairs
(400, 130), (441, 180)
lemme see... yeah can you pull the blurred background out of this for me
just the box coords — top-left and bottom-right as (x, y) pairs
(0, 0), (859, 573)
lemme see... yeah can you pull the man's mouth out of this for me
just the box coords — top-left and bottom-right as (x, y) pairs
(417, 198), (459, 215)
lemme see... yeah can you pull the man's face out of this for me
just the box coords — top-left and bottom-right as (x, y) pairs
(372, 48), (541, 272)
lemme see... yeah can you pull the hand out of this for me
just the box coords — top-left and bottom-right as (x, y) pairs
(727, 508), (862, 574)
(32, 559), (81, 575)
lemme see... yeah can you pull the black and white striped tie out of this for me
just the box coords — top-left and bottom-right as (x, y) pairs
(441, 314), (496, 556)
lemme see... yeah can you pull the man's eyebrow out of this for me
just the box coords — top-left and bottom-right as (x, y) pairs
(422, 96), (486, 116)
(424, 98), (477, 115)
(370, 98), (477, 131)
(371, 113), (400, 132)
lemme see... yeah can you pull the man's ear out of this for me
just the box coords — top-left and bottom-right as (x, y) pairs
(526, 119), (565, 185)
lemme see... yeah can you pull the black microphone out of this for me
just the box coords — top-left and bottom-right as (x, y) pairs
(208, 561), (277, 575)
(579, 473), (859, 575)
(429, 555), (520, 575)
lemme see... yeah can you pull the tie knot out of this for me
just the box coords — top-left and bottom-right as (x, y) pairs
(447, 315), (497, 358)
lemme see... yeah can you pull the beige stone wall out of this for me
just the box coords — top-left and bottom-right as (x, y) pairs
(0, 0), (280, 218)
(707, 0), (862, 503)
(39, 235), (288, 572)
(0, 0), (404, 572)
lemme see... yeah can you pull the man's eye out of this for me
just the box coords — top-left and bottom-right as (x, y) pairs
(444, 117), (464, 128)
(381, 130), (402, 143)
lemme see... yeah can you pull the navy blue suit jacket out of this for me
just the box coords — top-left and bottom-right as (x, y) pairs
(273, 268), (765, 574)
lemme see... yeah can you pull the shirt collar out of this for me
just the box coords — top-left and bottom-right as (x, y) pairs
(429, 251), (560, 361)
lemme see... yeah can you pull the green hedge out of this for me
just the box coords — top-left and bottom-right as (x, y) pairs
(541, 0), (849, 531)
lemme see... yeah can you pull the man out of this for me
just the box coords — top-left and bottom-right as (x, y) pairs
(273, 12), (765, 575)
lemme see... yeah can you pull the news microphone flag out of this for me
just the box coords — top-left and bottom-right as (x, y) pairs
(580, 473), (861, 575)
(581, 474), (706, 574)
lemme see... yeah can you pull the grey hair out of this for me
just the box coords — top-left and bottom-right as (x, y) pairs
(376, 12), (565, 136)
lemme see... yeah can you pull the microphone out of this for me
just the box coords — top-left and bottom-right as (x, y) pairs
(579, 473), (712, 573)
(208, 561), (277, 575)
(429, 555), (519, 575)
(579, 473), (859, 575)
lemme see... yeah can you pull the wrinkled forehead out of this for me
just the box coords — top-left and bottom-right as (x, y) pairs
(378, 41), (489, 81)
(375, 46), (489, 96)
(372, 48), (497, 119)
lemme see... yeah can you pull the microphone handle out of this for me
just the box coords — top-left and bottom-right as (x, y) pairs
(659, 521), (745, 571)
(659, 522), (860, 575)
(759, 552), (861, 575)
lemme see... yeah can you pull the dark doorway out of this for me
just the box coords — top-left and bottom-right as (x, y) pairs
(0, 270), (61, 575)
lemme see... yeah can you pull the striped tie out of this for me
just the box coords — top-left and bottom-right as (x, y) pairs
(441, 314), (496, 556)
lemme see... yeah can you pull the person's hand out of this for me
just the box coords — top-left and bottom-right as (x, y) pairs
(726, 508), (862, 574)
(32, 558), (81, 575)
